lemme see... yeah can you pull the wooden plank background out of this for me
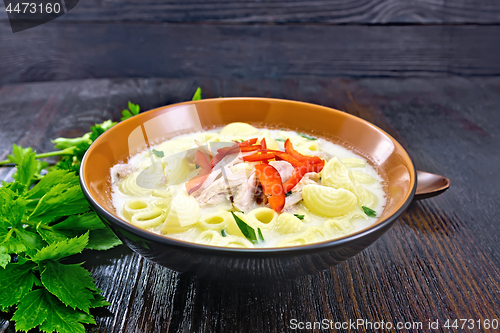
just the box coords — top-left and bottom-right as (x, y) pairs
(0, 77), (499, 332)
(1, 0), (500, 84)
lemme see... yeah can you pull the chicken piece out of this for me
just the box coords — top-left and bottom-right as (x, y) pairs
(114, 164), (136, 179)
(232, 171), (257, 212)
(284, 172), (320, 208)
(269, 160), (294, 183)
(194, 167), (248, 207)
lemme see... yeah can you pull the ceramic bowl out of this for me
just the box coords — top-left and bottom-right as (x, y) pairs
(80, 98), (419, 281)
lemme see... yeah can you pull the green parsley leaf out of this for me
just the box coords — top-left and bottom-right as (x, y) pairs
(152, 149), (164, 158)
(0, 187), (26, 227)
(294, 214), (305, 220)
(362, 206), (377, 218)
(230, 212), (258, 244)
(53, 212), (106, 231)
(221, 229), (227, 237)
(258, 228), (264, 242)
(37, 228), (71, 245)
(0, 228), (28, 255)
(121, 110), (132, 120)
(0, 252), (10, 269)
(54, 157), (80, 174)
(90, 294), (111, 308)
(13, 288), (93, 333)
(0, 261), (37, 307)
(25, 169), (79, 200)
(52, 133), (91, 151)
(12, 151), (38, 193)
(40, 261), (95, 312)
(86, 227), (122, 251)
(7, 144), (33, 165)
(11, 289), (50, 332)
(15, 227), (45, 254)
(296, 132), (317, 140)
(128, 101), (140, 115)
(191, 87), (202, 101)
(31, 232), (89, 262)
(37, 289), (94, 333)
(29, 184), (89, 224)
(275, 138), (286, 142)
(285, 191), (292, 197)
(121, 102), (140, 121)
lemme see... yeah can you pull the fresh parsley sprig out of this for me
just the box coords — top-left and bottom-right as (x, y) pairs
(120, 101), (140, 121)
(0, 153), (121, 333)
(0, 88), (202, 333)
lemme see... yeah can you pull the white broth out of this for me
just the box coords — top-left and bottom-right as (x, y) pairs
(110, 123), (386, 248)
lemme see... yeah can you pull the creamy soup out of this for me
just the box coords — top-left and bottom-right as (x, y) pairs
(110, 123), (386, 248)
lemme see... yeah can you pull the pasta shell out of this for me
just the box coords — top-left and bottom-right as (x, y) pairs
(160, 190), (201, 233)
(274, 213), (304, 234)
(302, 184), (357, 217)
(340, 158), (366, 168)
(220, 122), (259, 138)
(246, 207), (278, 230)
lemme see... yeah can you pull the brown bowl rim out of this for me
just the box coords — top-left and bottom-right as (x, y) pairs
(80, 97), (417, 255)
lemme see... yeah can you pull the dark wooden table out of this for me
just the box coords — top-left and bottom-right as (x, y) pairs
(1, 77), (499, 333)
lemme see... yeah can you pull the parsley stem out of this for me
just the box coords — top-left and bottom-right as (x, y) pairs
(21, 220), (53, 231)
(33, 148), (75, 159)
(0, 147), (75, 165)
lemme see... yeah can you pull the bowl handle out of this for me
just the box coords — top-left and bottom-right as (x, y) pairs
(414, 171), (450, 200)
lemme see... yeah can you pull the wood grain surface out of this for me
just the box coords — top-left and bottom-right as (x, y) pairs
(2, 0), (500, 24)
(0, 77), (499, 332)
(1, 21), (500, 85)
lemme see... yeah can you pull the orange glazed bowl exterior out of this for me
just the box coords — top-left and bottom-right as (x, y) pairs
(80, 98), (416, 281)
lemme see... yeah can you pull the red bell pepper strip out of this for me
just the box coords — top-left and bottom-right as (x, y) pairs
(242, 152), (276, 162)
(283, 165), (308, 193)
(274, 152), (303, 167)
(281, 159), (325, 193)
(186, 150), (212, 194)
(240, 145), (261, 152)
(211, 144), (240, 167)
(260, 138), (267, 150)
(255, 163), (285, 213)
(194, 149), (211, 171)
(237, 138), (258, 147)
(284, 139), (323, 164)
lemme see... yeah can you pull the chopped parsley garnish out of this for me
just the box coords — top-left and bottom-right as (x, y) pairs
(257, 228), (264, 242)
(152, 149), (164, 158)
(294, 214), (305, 220)
(275, 138), (286, 142)
(362, 206), (377, 218)
(221, 229), (227, 237)
(231, 212), (258, 244)
(297, 132), (317, 140)
(285, 191), (292, 197)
